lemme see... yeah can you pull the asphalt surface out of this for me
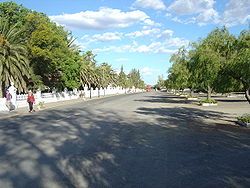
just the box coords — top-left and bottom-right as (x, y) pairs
(0, 91), (249, 188)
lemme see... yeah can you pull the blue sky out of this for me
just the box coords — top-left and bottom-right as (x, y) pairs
(10, 0), (250, 85)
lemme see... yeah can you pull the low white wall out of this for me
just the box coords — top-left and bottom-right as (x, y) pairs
(0, 87), (144, 111)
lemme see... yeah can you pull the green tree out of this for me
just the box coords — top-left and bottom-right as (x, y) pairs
(0, 1), (31, 27)
(189, 40), (221, 100)
(225, 29), (250, 103)
(118, 66), (127, 89)
(128, 69), (141, 88)
(168, 46), (189, 92)
(80, 51), (98, 90)
(60, 52), (82, 89)
(188, 28), (235, 100)
(155, 75), (165, 90)
(98, 62), (116, 89)
(0, 18), (30, 97)
(27, 14), (71, 89)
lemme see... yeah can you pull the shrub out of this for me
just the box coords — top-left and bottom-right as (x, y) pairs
(187, 95), (197, 98)
(180, 93), (188, 95)
(238, 114), (250, 123)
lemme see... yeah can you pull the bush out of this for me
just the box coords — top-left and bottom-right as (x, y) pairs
(199, 99), (217, 104)
(238, 114), (250, 123)
(187, 95), (197, 98)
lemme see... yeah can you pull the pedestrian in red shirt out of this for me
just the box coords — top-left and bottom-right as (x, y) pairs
(27, 91), (35, 112)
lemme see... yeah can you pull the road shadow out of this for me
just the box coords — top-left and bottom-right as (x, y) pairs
(134, 93), (194, 104)
(135, 106), (231, 127)
(0, 99), (250, 188)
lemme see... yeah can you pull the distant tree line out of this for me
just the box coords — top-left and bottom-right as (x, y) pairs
(159, 26), (250, 103)
(0, 1), (145, 97)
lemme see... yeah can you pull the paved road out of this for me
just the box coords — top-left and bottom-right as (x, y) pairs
(0, 92), (249, 188)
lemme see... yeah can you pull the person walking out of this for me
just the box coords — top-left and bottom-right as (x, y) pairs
(27, 91), (35, 112)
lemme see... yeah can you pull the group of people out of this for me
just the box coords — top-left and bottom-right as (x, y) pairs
(5, 82), (35, 112)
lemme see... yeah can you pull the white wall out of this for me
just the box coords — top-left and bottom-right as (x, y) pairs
(0, 87), (144, 111)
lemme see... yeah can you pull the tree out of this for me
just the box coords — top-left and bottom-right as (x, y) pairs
(166, 26), (249, 103)
(0, 1), (31, 27)
(187, 28), (235, 100)
(0, 18), (30, 97)
(98, 62), (116, 89)
(155, 75), (165, 90)
(67, 33), (81, 52)
(60, 52), (82, 89)
(118, 66), (127, 89)
(168, 46), (189, 92)
(80, 51), (98, 90)
(225, 29), (250, 103)
(189, 41), (221, 100)
(26, 13), (72, 89)
(128, 69), (141, 88)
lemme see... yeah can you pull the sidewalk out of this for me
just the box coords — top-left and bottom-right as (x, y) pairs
(0, 98), (86, 119)
(0, 92), (135, 119)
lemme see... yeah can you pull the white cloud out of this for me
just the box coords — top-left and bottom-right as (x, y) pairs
(93, 38), (185, 54)
(168, 0), (215, 15)
(157, 29), (174, 39)
(171, 16), (183, 23)
(92, 32), (121, 42)
(164, 37), (189, 48)
(130, 37), (189, 53)
(93, 46), (115, 53)
(222, 0), (250, 27)
(155, 48), (178, 54)
(168, 0), (249, 27)
(141, 67), (160, 76)
(115, 58), (128, 62)
(197, 8), (220, 23)
(168, 0), (220, 26)
(81, 34), (89, 40)
(131, 42), (161, 53)
(92, 29), (189, 55)
(49, 7), (149, 30)
(165, 13), (172, 17)
(133, 0), (166, 10)
(134, 45), (151, 53)
(90, 28), (189, 55)
(143, 18), (162, 26)
(93, 41), (138, 53)
(126, 28), (160, 38)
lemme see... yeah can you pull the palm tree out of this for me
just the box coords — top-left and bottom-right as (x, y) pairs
(99, 62), (116, 89)
(96, 62), (117, 96)
(80, 51), (98, 98)
(0, 18), (30, 97)
(67, 34), (81, 52)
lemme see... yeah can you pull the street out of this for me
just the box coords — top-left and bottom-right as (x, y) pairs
(0, 92), (249, 188)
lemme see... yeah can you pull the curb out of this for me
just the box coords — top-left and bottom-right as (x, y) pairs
(0, 92), (144, 119)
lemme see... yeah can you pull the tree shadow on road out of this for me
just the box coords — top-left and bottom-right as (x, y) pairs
(134, 93), (196, 105)
(0, 101), (250, 188)
(135, 106), (233, 127)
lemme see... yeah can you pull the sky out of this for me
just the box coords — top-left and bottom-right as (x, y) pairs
(7, 0), (250, 85)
